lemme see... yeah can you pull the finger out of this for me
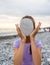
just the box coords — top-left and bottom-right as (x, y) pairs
(15, 24), (21, 34)
(15, 24), (18, 27)
(32, 22), (41, 35)
(15, 24), (20, 32)
(15, 24), (23, 38)
(15, 24), (19, 29)
(36, 22), (41, 30)
(34, 22), (41, 32)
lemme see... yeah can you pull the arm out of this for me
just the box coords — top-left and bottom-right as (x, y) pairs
(30, 22), (42, 65)
(14, 40), (25, 65)
(30, 38), (41, 65)
(14, 24), (26, 65)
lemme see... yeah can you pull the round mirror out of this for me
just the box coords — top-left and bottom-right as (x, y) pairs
(20, 18), (34, 36)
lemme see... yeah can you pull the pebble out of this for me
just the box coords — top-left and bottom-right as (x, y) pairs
(0, 32), (50, 65)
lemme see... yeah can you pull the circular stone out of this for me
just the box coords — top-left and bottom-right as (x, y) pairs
(20, 18), (34, 36)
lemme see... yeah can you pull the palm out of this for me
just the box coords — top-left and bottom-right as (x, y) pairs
(30, 22), (41, 38)
(15, 24), (26, 40)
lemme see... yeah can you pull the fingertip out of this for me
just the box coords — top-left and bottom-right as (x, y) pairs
(39, 22), (41, 25)
(15, 24), (19, 27)
(15, 24), (18, 26)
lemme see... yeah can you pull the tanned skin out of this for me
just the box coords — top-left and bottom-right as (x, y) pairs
(14, 22), (42, 65)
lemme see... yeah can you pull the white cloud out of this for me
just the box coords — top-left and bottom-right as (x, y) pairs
(0, 0), (50, 16)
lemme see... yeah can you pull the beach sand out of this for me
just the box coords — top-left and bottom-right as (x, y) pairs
(0, 32), (50, 65)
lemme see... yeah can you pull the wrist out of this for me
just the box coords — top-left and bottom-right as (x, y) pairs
(30, 37), (35, 41)
(21, 39), (26, 43)
(30, 36), (35, 40)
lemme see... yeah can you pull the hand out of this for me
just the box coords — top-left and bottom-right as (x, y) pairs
(30, 22), (41, 39)
(15, 24), (26, 42)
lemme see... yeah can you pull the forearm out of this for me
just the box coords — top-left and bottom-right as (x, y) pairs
(14, 40), (25, 65)
(30, 38), (41, 65)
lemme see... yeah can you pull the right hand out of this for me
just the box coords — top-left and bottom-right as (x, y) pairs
(30, 22), (41, 39)
(15, 24), (26, 43)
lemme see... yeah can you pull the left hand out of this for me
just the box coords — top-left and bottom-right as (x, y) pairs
(15, 24), (26, 43)
(30, 22), (41, 39)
